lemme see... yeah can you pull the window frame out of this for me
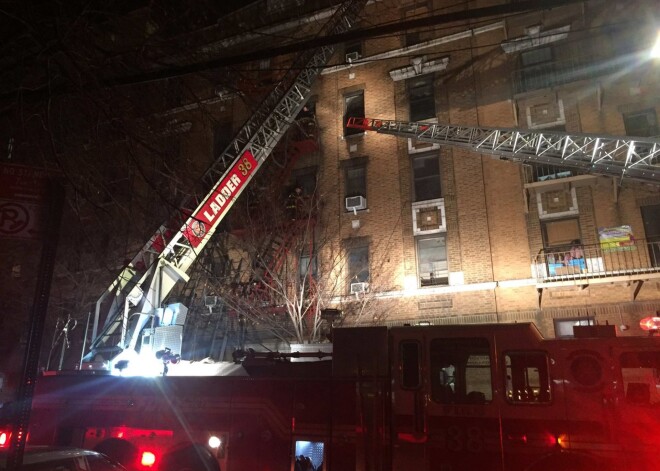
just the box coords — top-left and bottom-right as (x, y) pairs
(298, 251), (318, 285)
(503, 350), (553, 405)
(407, 74), (436, 122)
(401, 1), (432, 47)
(346, 241), (370, 290)
(342, 157), (368, 203)
(623, 108), (659, 138)
(291, 166), (317, 197)
(541, 217), (581, 250)
(344, 40), (363, 61)
(343, 89), (365, 137)
(411, 152), (441, 202)
(516, 46), (556, 93)
(520, 46), (553, 67)
(553, 316), (595, 338)
(416, 234), (448, 287)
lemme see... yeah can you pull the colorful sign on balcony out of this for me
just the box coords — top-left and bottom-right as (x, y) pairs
(598, 225), (635, 252)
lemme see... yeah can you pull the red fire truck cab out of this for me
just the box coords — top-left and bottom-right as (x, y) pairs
(3, 323), (659, 471)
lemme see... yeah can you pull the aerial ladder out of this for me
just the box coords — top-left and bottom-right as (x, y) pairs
(83, 0), (369, 370)
(347, 118), (660, 184)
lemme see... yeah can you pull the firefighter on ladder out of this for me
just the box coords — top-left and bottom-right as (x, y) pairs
(286, 185), (304, 220)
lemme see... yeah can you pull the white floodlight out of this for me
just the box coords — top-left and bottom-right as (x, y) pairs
(651, 30), (660, 59)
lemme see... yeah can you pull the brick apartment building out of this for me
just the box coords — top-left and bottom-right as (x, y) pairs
(216, 0), (660, 339)
(1, 0), (660, 388)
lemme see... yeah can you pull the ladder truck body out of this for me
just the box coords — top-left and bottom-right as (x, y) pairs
(4, 322), (660, 471)
(83, 1), (369, 372)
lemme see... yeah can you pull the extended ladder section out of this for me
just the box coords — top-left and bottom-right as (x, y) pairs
(347, 118), (660, 185)
(85, 1), (369, 367)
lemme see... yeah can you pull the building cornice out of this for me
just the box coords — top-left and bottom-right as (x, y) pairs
(321, 21), (504, 75)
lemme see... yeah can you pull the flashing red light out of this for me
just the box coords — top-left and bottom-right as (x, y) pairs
(140, 451), (157, 468)
(506, 433), (527, 444)
(639, 317), (660, 331)
(0, 431), (8, 447)
(545, 433), (558, 446)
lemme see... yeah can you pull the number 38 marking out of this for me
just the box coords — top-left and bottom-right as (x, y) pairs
(443, 426), (484, 452)
(237, 157), (253, 176)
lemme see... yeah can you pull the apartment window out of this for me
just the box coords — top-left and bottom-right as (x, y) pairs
(347, 244), (370, 284)
(291, 167), (317, 196)
(521, 47), (553, 67)
(541, 218), (580, 249)
(258, 58), (271, 70)
(554, 317), (595, 338)
(343, 90), (365, 137)
(299, 252), (318, 284)
(345, 41), (363, 62)
(402, 1), (431, 46)
(343, 158), (367, 201)
(542, 218), (584, 277)
(417, 234), (448, 286)
(623, 109), (658, 137)
(430, 338), (492, 404)
(518, 47), (554, 93)
(412, 152), (441, 201)
(408, 74), (436, 122)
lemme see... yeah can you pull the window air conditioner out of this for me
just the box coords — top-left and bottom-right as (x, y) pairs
(537, 187), (578, 219)
(345, 195), (367, 212)
(350, 282), (369, 294)
(345, 51), (360, 63)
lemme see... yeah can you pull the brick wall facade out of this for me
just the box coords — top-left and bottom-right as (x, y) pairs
(307, 0), (660, 337)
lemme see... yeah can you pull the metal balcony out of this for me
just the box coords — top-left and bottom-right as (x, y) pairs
(532, 239), (660, 287)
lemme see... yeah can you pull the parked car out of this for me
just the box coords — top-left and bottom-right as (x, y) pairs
(0, 446), (127, 470)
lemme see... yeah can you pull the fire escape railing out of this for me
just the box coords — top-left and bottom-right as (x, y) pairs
(532, 238), (660, 282)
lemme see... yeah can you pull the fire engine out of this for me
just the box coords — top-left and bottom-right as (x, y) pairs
(2, 322), (660, 471)
(3, 0), (660, 468)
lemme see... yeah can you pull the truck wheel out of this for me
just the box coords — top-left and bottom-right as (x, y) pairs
(94, 438), (139, 470)
(161, 443), (220, 471)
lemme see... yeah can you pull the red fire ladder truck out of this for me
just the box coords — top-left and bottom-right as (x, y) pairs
(82, 0), (370, 372)
(347, 117), (660, 184)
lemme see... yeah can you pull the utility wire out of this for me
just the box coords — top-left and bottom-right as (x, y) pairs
(0, 0), (588, 106)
